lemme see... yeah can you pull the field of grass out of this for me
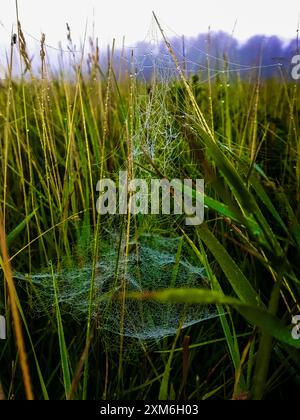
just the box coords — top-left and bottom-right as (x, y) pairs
(0, 17), (300, 400)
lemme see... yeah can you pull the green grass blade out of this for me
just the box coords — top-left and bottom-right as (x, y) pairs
(127, 288), (300, 349)
(7, 209), (38, 246)
(51, 264), (71, 398)
(197, 224), (261, 306)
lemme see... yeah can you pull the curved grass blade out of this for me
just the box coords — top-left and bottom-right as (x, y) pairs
(127, 289), (300, 349)
(7, 209), (38, 247)
(197, 224), (261, 307)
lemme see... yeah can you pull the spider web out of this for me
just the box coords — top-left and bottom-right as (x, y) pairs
(14, 235), (218, 342)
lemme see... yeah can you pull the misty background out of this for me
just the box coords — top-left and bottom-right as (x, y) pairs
(1, 30), (297, 81)
(1, 0), (299, 81)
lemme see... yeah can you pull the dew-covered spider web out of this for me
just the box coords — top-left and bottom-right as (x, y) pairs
(14, 235), (217, 341)
(113, 16), (286, 166)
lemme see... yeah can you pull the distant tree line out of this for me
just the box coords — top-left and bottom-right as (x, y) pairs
(110, 32), (299, 81)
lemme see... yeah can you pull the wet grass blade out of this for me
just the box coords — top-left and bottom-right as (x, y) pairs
(127, 288), (300, 349)
(51, 263), (71, 398)
(197, 224), (260, 306)
(159, 323), (182, 400)
(182, 230), (243, 376)
(7, 209), (38, 246)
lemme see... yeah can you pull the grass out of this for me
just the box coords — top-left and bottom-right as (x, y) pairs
(0, 13), (300, 400)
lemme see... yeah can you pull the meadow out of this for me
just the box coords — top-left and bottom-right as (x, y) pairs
(0, 17), (300, 400)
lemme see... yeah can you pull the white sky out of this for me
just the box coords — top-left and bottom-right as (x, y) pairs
(0, 0), (300, 49)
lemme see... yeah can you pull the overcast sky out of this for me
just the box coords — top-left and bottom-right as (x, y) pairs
(0, 0), (300, 50)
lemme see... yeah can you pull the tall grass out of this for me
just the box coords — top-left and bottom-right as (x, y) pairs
(0, 14), (299, 400)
